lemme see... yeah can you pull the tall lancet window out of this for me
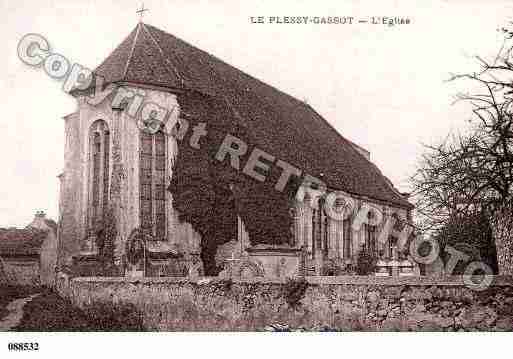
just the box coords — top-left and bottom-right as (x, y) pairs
(140, 129), (167, 240)
(311, 198), (329, 257)
(343, 218), (352, 259)
(88, 120), (110, 226)
(364, 211), (378, 257)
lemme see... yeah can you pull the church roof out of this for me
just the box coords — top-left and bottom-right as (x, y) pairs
(93, 22), (412, 208)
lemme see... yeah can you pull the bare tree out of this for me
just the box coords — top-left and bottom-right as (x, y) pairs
(411, 25), (513, 272)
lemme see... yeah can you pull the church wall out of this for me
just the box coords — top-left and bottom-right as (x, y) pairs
(78, 96), (115, 240)
(211, 187), (412, 276)
(115, 107), (140, 261)
(112, 86), (202, 263)
(294, 187), (409, 264)
(58, 92), (117, 263)
(145, 88), (202, 257)
(117, 87), (202, 261)
(28, 214), (58, 286)
(350, 199), (409, 257)
(58, 112), (84, 265)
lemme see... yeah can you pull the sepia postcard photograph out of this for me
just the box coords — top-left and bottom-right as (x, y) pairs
(1, 0), (513, 357)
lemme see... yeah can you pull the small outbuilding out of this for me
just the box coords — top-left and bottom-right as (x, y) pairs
(0, 211), (58, 286)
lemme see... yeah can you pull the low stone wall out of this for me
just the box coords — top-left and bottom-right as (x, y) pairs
(2, 259), (40, 286)
(55, 274), (513, 331)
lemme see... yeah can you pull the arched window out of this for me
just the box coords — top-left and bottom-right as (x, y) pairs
(140, 129), (167, 240)
(88, 120), (110, 227)
(312, 197), (329, 257)
(387, 213), (404, 259)
(289, 206), (297, 247)
(363, 211), (377, 256)
(311, 202), (320, 257)
(343, 217), (352, 259)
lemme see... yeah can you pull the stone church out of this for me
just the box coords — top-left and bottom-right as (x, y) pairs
(57, 22), (415, 278)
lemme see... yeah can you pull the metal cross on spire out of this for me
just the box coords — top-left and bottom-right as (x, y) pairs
(136, 3), (149, 22)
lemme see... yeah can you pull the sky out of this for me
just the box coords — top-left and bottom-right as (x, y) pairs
(1, 0), (512, 227)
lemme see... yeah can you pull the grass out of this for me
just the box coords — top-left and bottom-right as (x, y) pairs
(0, 285), (41, 321)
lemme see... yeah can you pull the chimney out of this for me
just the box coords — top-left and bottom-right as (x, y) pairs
(28, 210), (48, 230)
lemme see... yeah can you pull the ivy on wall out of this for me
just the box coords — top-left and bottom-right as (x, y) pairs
(168, 91), (298, 275)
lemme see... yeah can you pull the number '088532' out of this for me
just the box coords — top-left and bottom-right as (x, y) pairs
(8, 342), (39, 351)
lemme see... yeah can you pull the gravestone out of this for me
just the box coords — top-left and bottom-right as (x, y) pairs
(246, 245), (301, 278)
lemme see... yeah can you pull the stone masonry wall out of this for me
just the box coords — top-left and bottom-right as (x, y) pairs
(3, 259), (40, 286)
(55, 275), (513, 331)
(58, 112), (83, 265)
(492, 205), (513, 275)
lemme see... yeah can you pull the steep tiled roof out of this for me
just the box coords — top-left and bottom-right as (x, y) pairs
(92, 23), (412, 208)
(0, 227), (47, 256)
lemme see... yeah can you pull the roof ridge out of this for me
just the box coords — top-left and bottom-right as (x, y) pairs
(123, 23), (142, 80)
(141, 22), (185, 87)
(92, 23), (413, 209)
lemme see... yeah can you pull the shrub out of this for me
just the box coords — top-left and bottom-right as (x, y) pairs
(216, 278), (233, 293)
(84, 301), (145, 331)
(0, 285), (41, 321)
(355, 250), (377, 275)
(15, 290), (145, 331)
(321, 259), (356, 276)
(91, 207), (117, 262)
(282, 277), (309, 308)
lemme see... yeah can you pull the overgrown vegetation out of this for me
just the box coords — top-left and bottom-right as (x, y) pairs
(15, 289), (144, 331)
(435, 211), (498, 274)
(83, 301), (145, 331)
(169, 91), (298, 275)
(214, 278), (233, 293)
(93, 207), (117, 262)
(355, 250), (377, 276)
(282, 277), (309, 308)
(321, 259), (355, 276)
